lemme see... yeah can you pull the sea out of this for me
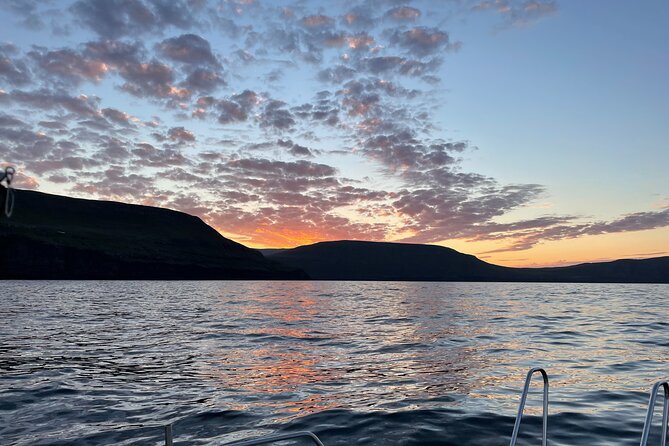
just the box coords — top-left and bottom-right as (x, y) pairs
(1, 281), (668, 445)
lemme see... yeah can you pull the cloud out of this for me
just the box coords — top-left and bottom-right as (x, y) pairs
(132, 142), (189, 167)
(477, 208), (669, 253)
(389, 27), (453, 57)
(301, 15), (334, 29)
(118, 60), (188, 100)
(2, 0), (46, 30)
(101, 107), (133, 126)
(167, 126), (195, 144)
(225, 158), (336, 180)
(83, 39), (144, 66)
(277, 138), (315, 157)
(385, 6), (422, 21)
(317, 65), (357, 83)
(259, 99), (295, 130)
(29, 47), (109, 86)
(471, 0), (557, 26)
(216, 89), (259, 124)
(357, 56), (442, 77)
(157, 34), (219, 66)
(71, 165), (160, 200)
(7, 0), (659, 257)
(0, 113), (27, 128)
(0, 43), (31, 86)
(10, 171), (40, 189)
(82, 39), (195, 101)
(341, 6), (375, 30)
(71, 0), (202, 39)
(3, 89), (100, 118)
(181, 68), (225, 93)
(583, 209), (669, 236)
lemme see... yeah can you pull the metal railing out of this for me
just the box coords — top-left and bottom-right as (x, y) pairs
(162, 368), (669, 446)
(509, 367), (549, 446)
(639, 380), (669, 446)
(163, 424), (325, 446)
(221, 431), (325, 446)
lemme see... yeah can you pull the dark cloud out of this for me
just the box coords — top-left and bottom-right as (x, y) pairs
(29, 47), (109, 86)
(38, 120), (68, 130)
(157, 34), (219, 66)
(259, 99), (295, 130)
(132, 142), (189, 167)
(216, 90), (258, 124)
(95, 135), (132, 161)
(119, 60), (189, 100)
(0, 43), (31, 86)
(385, 6), (421, 21)
(28, 156), (100, 175)
(277, 138), (315, 157)
(357, 56), (442, 77)
(0, 126), (56, 160)
(292, 95), (340, 126)
(471, 0), (557, 26)
(317, 65), (356, 83)
(301, 15), (335, 29)
(71, 0), (202, 39)
(341, 6), (375, 30)
(4, 89), (100, 118)
(83, 39), (144, 66)
(181, 68), (225, 93)
(225, 158), (337, 182)
(583, 209), (669, 237)
(2, 0), (45, 30)
(83, 40), (192, 101)
(0, 113), (27, 128)
(101, 107), (133, 126)
(474, 208), (669, 253)
(167, 126), (195, 144)
(72, 165), (160, 199)
(389, 27), (452, 57)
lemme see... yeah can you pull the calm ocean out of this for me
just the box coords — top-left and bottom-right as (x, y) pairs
(1, 281), (668, 445)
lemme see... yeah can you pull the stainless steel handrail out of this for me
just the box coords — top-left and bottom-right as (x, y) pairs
(165, 424), (173, 446)
(164, 425), (325, 446)
(639, 380), (669, 446)
(222, 431), (325, 446)
(509, 367), (549, 446)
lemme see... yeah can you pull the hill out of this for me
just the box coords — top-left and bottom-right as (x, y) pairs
(265, 240), (507, 281)
(266, 240), (669, 283)
(0, 186), (305, 279)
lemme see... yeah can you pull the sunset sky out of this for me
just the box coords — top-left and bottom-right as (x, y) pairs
(1, 0), (667, 267)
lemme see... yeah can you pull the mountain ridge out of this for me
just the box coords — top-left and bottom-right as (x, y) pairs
(265, 240), (669, 283)
(0, 186), (305, 280)
(2, 187), (666, 282)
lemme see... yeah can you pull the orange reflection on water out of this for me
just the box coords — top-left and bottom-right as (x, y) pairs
(199, 283), (346, 418)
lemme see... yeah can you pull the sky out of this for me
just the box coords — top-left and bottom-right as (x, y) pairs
(0, 0), (667, 267)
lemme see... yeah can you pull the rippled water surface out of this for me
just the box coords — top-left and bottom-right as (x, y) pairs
(1, 281), (669, 445)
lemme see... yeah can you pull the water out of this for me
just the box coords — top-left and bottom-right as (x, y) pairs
(1, 281), (668, 445)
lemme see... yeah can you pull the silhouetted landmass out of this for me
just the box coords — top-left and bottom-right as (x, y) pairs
(1, 187), (666, 282)
(0, 186), (305, 279)
(265, 240), (669, 283)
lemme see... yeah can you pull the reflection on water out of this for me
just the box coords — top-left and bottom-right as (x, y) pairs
(1, 281), (668, 445)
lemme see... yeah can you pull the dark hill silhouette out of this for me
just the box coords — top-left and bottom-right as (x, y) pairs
(0, 186), (305, 279)
(265, 240), (506, 281)
(266, 240), (669, 283)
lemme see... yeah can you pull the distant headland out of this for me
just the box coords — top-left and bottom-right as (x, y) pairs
(1, 186), (667, 283)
